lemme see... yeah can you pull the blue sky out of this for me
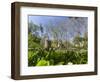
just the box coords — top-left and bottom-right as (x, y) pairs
(28, 15), (87, 41)
(28, 15), (68, 27)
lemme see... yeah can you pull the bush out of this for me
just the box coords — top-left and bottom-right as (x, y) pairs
(28, 48), (87, 66)
(36, 59), (50, 66)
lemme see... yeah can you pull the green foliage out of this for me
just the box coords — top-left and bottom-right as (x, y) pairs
(36, 59), (50, 66)
(73, 34), (88, 49)
(28, 21), (88, 67)
(28, 21), (40, 34)
(28, 48), (87, 66)
(28, 33), (41, 48)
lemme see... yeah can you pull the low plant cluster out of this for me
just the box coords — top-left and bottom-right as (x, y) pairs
(28, 48), (87, 66)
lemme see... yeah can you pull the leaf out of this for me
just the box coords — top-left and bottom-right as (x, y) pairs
(36, 59), (50, 66)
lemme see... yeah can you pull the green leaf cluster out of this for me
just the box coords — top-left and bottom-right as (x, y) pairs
(28, 48), (87, 66)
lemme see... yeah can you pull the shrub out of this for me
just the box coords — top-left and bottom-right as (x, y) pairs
(28, 48), (87, 66)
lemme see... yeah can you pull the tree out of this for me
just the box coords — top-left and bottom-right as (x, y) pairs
(28, 21), (40, 37)
(73, 32), (88, 49)
(28, 33), (41, 48)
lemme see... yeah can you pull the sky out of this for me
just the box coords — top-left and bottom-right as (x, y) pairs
(28, 15), (88, 41)
(28, 15), (68, 27)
